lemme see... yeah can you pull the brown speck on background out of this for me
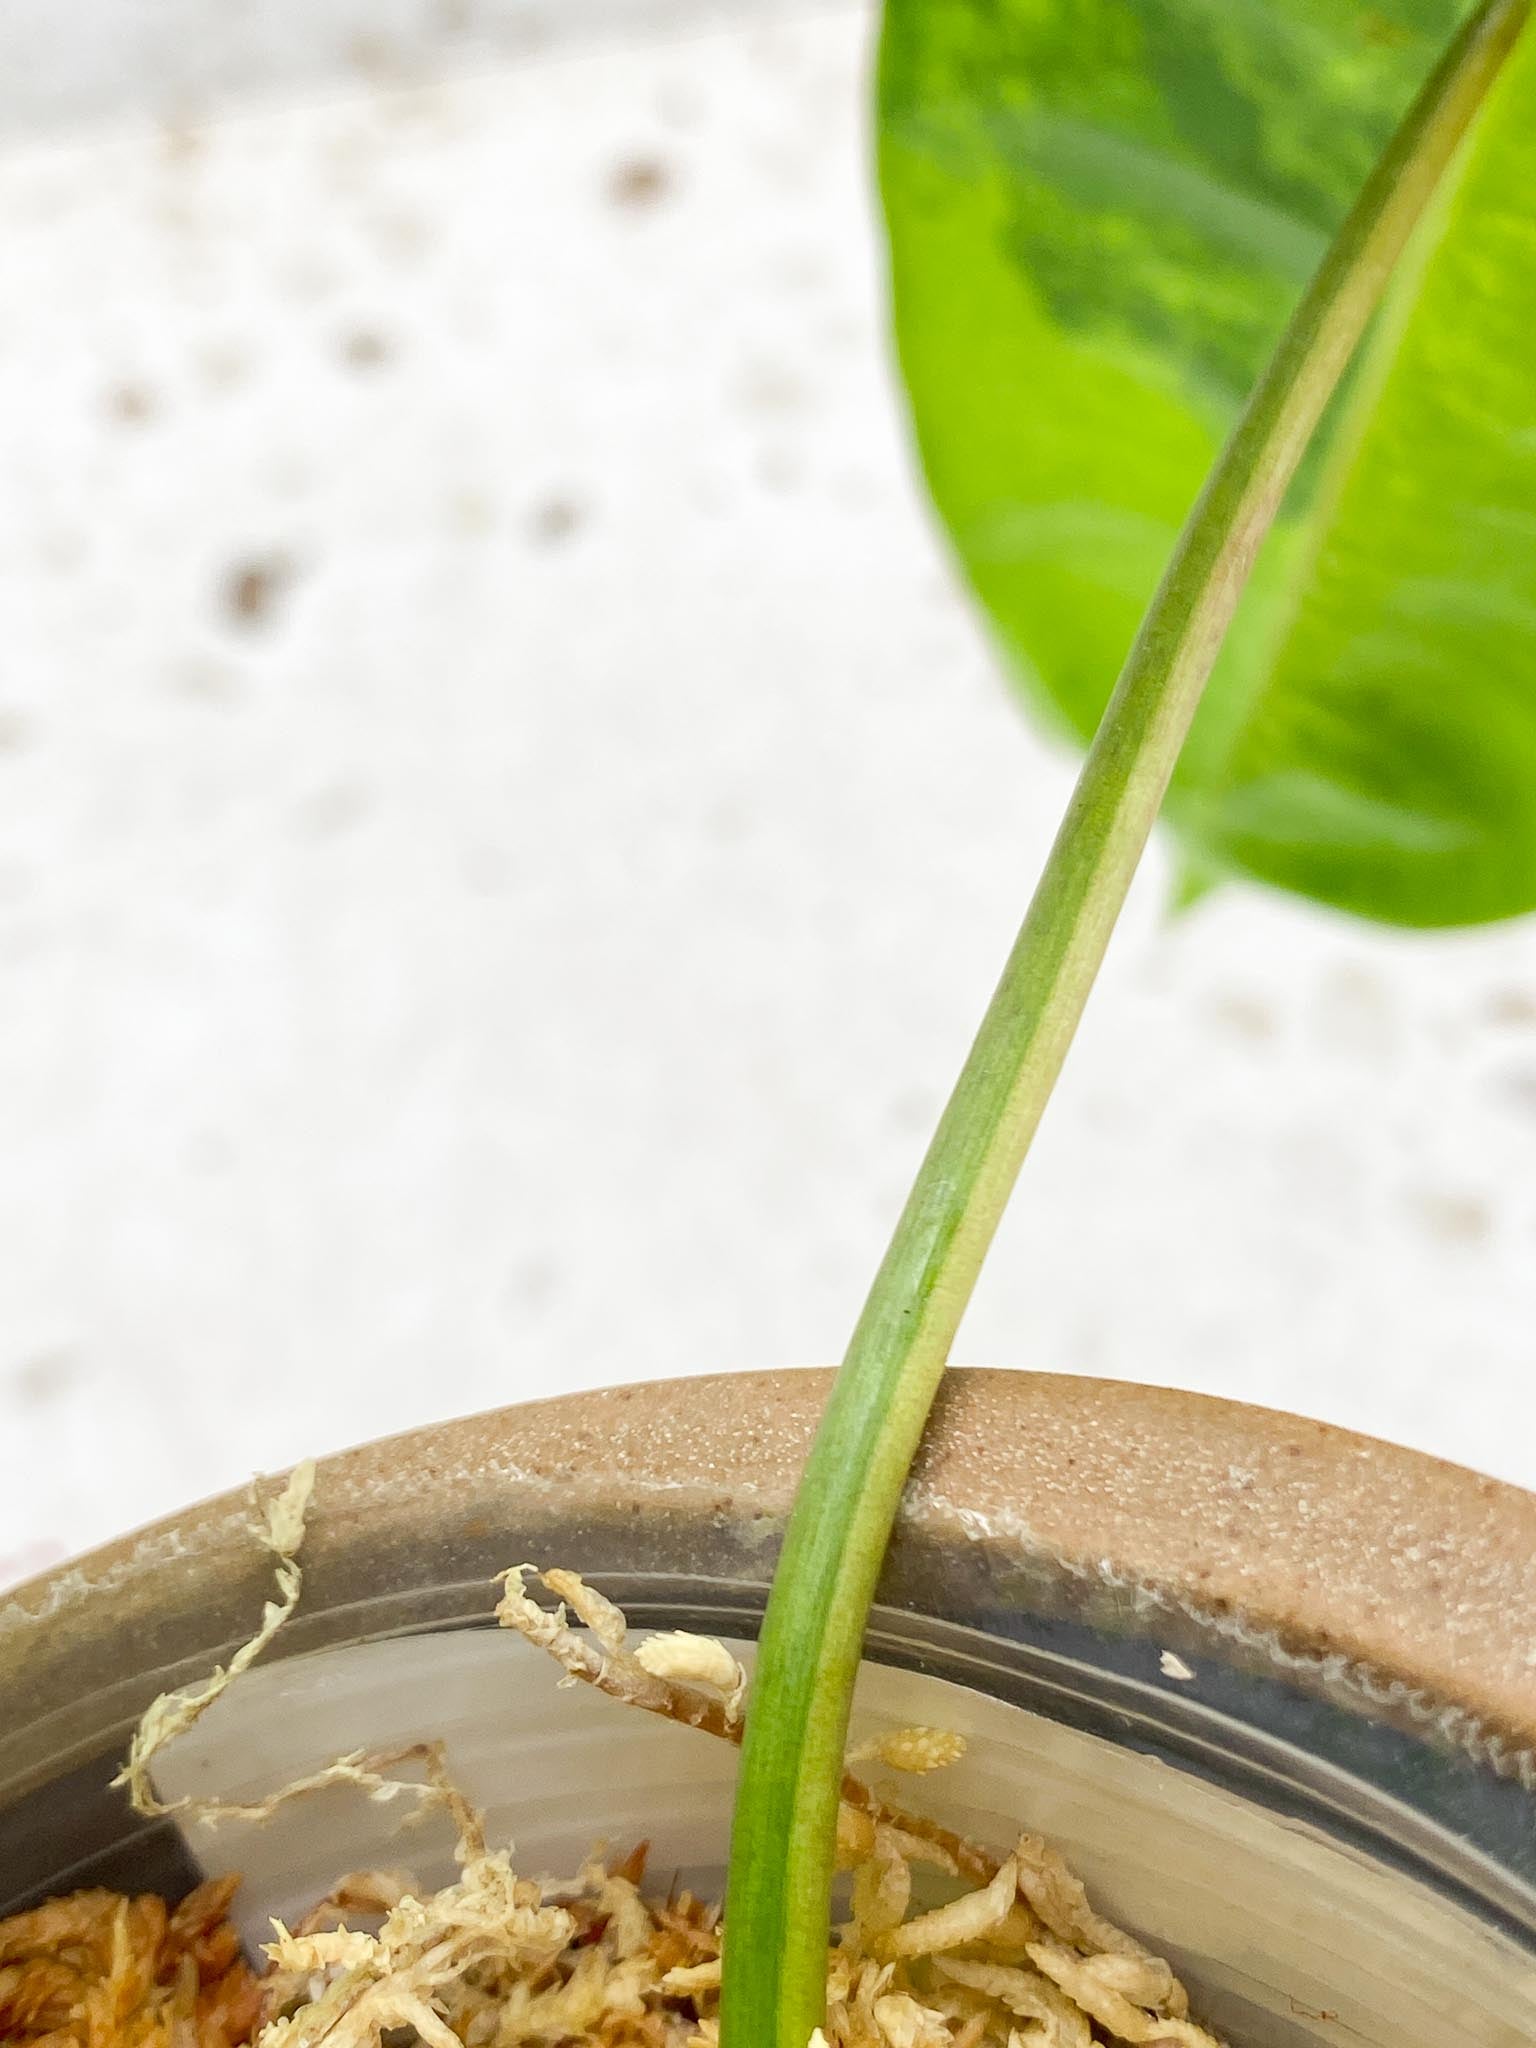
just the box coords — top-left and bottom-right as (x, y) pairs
(738, 359), (807, 414)
(369, 211), (432, 266)
(104, 381), (156, 425)
(340, 327), (394, 371)
(528, 495), (585, 546)
(1314, 961), (1392, 1060)
(223, 554), (296, 631)
(1407, 1187), (1492, 1246)
(199, 339), (250, 391)
(1485, 986), (1536, 1028)
(505, 1255), (561, 1312)
(159, 118), (204, 163)
(1208, 992), (1276, 1042)
(10, 1348), (78, 1408)
(349, 33), (410, 85)
(293, 779), (372, 840)
(167, 654), (240, 702)
(755, 443), (802, 492)
(38, 528), (86, 571)
(452, 488), (495, 536)
(609, 155), (673, 209)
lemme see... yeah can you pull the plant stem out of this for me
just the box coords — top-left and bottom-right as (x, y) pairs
(719, 6), (1530, 2047)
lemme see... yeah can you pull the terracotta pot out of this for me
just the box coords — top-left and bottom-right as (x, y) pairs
(4, 1370), (1535, 2045)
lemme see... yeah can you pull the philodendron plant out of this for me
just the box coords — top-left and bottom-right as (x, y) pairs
(720, 7), (1536, 2048)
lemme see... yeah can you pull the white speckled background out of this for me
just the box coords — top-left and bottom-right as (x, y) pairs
(3, 0), (1535, 1584)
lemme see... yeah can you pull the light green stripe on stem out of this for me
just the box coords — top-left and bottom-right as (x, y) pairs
(719, 5), (1531, 2048)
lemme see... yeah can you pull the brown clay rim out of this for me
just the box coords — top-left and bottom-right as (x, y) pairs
(4, 1370), (1536, 1792)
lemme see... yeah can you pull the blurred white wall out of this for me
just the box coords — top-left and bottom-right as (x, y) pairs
(3, 0), (1535, 1579)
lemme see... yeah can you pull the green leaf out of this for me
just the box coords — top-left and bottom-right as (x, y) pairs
(879, 0), (1536, 926)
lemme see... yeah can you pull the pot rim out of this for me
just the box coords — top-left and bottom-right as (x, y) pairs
(5, 1368), (1535, 1786)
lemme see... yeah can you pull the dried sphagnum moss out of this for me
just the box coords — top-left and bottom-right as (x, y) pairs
(113, 1464), (319, 1820)
(248, 1570), (1222, 2048)
(257, 1844), (722, 2048)
(0, 1877), (261, 2048)
(86, 1489), (1227, 2048)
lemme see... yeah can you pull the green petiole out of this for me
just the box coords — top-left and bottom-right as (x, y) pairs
(719, 5), (1532, 2048)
